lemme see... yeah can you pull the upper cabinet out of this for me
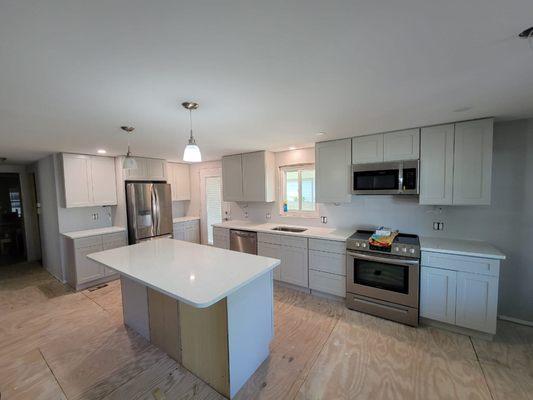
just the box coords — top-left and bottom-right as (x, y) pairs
(61, 154), (117, 208)
(316, 139), (352, 203)
(352, 134), (383, 164)
(123, 157), (167, 181)
(452, 119), (493, 205)
(167, 162), (190, 201)
(420, 124), (455, 205)
(420, 118), (493, 206)
(352, 129), (419, 164)
(383, 129), (420, 161)
(222, 151), (275, 202)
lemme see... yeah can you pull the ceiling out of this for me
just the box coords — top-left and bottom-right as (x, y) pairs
(1, 0), (533, 163)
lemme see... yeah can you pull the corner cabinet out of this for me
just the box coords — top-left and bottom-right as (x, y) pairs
(315, 139), (352, 203)
(167, 163), (191, 201)
(61, 153), (117, 208)
(222, 151), (275, 202)
(420, 250), (500, 335)
(420, 118), (493, 206)
(173, 219), (200, 243)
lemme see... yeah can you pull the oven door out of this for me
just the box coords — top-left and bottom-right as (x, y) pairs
(346, 251), (419, 308)
(352, 162), (401, 195)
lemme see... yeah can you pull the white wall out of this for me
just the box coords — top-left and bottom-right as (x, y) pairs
(226, 120), (533, 322)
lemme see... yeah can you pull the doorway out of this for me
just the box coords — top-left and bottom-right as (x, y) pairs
(0, 173), (26, 265)
(199, 168), (229, 245)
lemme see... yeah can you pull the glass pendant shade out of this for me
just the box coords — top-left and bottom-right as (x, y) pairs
(183, 138), (202, 162)
(123, 155), (137, 169)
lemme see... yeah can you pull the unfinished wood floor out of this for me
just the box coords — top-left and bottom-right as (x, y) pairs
(1, 263), (532, 400)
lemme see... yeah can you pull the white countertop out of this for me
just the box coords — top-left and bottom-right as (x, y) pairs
(62, 226), (126, 239)
(212, 220), (353, 242)
(87, 238), (280, 308)
(420, 236), (506, 260)
(173, 216), (200, 223)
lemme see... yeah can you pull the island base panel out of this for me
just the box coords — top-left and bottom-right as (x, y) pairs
(121, 277), (150, 340)
(148, 288), (181, 362)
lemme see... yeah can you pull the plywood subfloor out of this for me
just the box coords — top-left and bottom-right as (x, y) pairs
(1, 262), (532, 400)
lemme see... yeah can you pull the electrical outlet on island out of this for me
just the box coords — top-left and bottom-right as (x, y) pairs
(432, 221), (444, 231)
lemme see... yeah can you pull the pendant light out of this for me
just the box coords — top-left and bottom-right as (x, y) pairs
(121, 126), (138, 169)
(182, 102), (202, 162)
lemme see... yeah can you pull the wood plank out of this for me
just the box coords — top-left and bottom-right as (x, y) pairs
(479, 360), (533, 400)
(179, 299), (230, 398)
(148, 288), (181, 362)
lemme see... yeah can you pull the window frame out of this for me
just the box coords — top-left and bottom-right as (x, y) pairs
(279, 163), (319, 218)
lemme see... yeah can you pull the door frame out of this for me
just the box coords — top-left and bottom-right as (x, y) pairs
(199, 167), (228, 245)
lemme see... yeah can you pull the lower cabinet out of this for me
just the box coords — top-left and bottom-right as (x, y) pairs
(213, 227), (230, 249)
(66, 231), (128, 290)
(280, 244), (308, 287)
(173, 219), (200, 244)
(308, 239), (346, 297)
(258, 241), (281, 280)
(420, 251), (500, 335)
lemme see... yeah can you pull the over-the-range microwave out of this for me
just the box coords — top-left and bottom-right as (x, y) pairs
(351, 160), (419, 195)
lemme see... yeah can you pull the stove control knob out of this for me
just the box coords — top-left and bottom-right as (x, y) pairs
(402, 247), (407, 253)
(409, 248), (415, 254)
(362, 243), (367, 248)
(355, 242), (360, 247)
(394, 246), (399, 252)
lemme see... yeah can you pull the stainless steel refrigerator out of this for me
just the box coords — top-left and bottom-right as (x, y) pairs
(125, 182), (173, 244)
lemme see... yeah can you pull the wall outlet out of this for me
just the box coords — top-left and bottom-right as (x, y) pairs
(92, 212), (99, 221)
(265, 212), (271, 220)
(244, 211), (248, 219)
(432, 221), (444, 231)
(320, 216), (328, 224)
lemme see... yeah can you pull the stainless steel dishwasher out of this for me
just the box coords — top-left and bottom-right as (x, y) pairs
(230, 230), (257, 254)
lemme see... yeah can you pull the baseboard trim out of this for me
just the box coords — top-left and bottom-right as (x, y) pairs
(498, 315), (533, 327)
(420, 318), (494, 340)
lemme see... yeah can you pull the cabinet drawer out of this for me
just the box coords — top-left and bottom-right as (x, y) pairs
(309, 270), (346, 297)
(73, 235), (103, 249)
(213, 227), (229, 237)
(258, 232), (281, 245)
(421, 251), (499, 276)
(103, 238), (128, 250)
(309, 250), (346, 276)
(309, 239), (345, 254)
(103, 231), (127, 243)
(281, 235), (308, 249)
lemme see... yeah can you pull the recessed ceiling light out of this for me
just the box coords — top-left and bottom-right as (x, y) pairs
(453, 106), (472, 113)
(97, 149), (107, 154)
(289, 146), (296, 150)
(316, 132), (325, 136)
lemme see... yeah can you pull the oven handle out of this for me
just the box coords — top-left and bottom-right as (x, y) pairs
(347, 251), (419, 267)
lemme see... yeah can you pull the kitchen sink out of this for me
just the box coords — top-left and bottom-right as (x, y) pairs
(271, 226), (308, 233)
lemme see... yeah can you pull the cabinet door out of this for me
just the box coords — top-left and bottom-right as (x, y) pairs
(453, 119), (493, 205)
(213, 227), (230, 249)
(419, 124), (455, 205)
(258, 241), (282, 280)
(147, 159), (167, 181)
(384, 129), (420, 161)
(75, 244), (105, 284)
(280, 245), (308, 287)
(173, 224), (186, 241)
(171, 163), (191, 201)
(315, 139), (352, 203)
(124, 157), (147, 180)
(420, 267), (457, 324)
(91, 156), (117, 205)
(185, 223), (200, 243)
(242, 151), (266, 202)
(456, 272), (498, 334)
(352, 134), (384, 164)
(62, 154), (93, 207)
(222, 154), (244, 201)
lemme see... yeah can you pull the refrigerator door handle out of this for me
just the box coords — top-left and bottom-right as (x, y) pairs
(153, 187), (160, 234)
(150, 185), (158, 236)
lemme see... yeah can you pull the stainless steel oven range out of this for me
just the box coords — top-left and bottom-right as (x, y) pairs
(345, 230), (420, 326)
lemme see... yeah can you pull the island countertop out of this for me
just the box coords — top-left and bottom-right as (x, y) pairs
(88, 238), (280, 308)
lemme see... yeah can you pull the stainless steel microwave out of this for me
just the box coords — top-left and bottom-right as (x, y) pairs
(351, 160), (419, 195)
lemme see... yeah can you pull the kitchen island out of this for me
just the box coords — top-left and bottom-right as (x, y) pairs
(88, 238), (280, 399)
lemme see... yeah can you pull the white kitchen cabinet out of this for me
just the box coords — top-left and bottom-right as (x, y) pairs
(222, 151), (275, 202)
(420, 250), (500, 335)
(173, 219), (200, 244)
(124, 157), (167, 181)
(242, 151), (276, 202)
(167, 163), (191, 201)
(309, 270), (345, 297)
(280, 244), (308, 287)
(308, 238), (346, 297)
(65, 230), (127, 290)
(456, 272), (498, 334)
(61, 153), (117, 208)
(383, 129), (420, 161)
(258, 241), (281, 280)
(213, 227), (230, 249)
(315, 139), (352, 203)
(420, 266), (456, 324)
(452, 119), (493, 205)
(419, 124), (455, 205)
(222, 154), (244, 202)
(352, 134), (384, 164)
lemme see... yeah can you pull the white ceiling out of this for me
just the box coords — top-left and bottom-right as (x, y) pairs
(1, 0), (533, 163)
